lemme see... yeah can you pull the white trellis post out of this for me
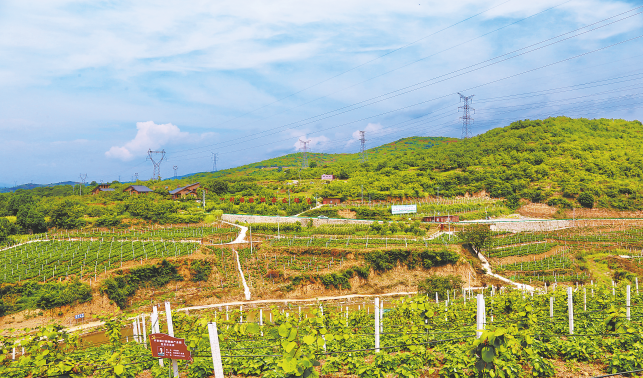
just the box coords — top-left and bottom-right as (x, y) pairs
(165, 301), (179, 377)
(567, 287), (574, 335)
(374, 298), (380, 352)
(627, 285), (631, 321)
(208, 323), (225, 378)
(141, 315), (147, 349)
(476, 294), (486, 338)
(550, 297), (554, 320)
(380, 300), (384, 333)
(151, 305), (163, 368)
(636, 278), (639, 295)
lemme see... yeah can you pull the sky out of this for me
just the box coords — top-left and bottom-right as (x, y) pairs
(1, 0), (642, 186)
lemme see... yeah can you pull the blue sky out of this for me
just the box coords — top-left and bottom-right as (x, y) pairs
(1, 0), (642, 186)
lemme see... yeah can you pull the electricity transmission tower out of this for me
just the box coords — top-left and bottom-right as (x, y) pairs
(359, 131), (367, 163)
(458, 93), (475, 139)
(147, 149), (166, 180)
(134, 173), (139, 182)
(212, 153), (218, 172)
(79, 174), (87, 195)
(299, 139), (311, 168)
(173, 166), (178, 179)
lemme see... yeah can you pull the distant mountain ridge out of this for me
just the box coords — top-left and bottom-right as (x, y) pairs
(0, 181), (79, 193)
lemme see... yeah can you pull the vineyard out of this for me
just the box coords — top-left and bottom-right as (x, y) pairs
(2, 283), (643, 377)
(48, 223), (239, 242)
(0, 240), (199, 283)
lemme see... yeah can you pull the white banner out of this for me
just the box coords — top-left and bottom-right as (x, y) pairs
(391, 204), (417, 214)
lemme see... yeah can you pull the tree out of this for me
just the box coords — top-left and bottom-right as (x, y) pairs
(50, 200), (85, 229)
(0, 218), (12, 240)
(459, 224), (492, 254)
(309, 161), (318, 168)
(17, 205), (47, 234)
(578, 192), (595, 208)
(206, 180), (229, 195)
(7, 193), (34, 215)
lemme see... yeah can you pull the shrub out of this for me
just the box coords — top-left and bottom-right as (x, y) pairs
(417, 275), (463, 298)
(364, 248), (459, 272)
(577, 192), (595, 208)
(100, 260), (183, 308)
(190, 260), (212, 282)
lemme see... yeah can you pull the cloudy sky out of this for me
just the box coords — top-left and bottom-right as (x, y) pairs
(1, 0), (642, 185)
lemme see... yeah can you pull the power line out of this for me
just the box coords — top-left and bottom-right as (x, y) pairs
(212, 153), (218, 172)
(147, 149), (166, 180)
(192, 0), (516, 132)
(359, 131), (367, 163)
(458, 93), (475, 139)
(168, 1), (566, 159)
(299, 139), (311, 168)
(168, 7), (643, 162)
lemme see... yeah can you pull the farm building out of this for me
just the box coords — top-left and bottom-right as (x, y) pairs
(90, 183), (114, 195)
(322, 198), (341, 205)
(422, 215), (460, 223)
(169, 183), (201, 199)
(123, 185), (153, 195)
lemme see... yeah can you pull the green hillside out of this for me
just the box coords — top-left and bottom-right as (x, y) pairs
(199, 117), (643, 211)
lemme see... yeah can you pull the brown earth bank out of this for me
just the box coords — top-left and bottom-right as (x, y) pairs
(519, 202), (643, 220)
(0, 245), (490, 332)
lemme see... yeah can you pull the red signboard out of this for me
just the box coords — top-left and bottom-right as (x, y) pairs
(149, 333), (192, 361)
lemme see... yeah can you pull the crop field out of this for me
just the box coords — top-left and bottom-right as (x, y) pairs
(0, 240), (199, 283)
(48, 223), (238, 242)
(2, 284), (643, 377)
(494, 254), (574, 273)
(486, 242), (559, 258)
(267, 235), (455, 249)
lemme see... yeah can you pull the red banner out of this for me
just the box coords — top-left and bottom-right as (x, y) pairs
(230, 197), (235, 202)
(307, 198), (312, 204)
(295, 198), (300, 203)
(240, 197), (245, 203)
(282, 198), (287, 203)
(261, 197), (265, 203)
(271, 198), (276, 203)
(149, 333), (192, 361)
(249, 198), (254, 203)
(219, 198), (224, 201)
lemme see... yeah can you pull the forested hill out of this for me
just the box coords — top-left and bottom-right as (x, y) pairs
(203, 117), (643, 211)
(416, 117), (643, 210)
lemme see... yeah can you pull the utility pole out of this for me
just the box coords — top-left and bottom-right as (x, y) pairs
(79, 174), (87, 196)
(173, 166), (178, 180)
(212, 153), (218, 172)
(458, 93), (475, 139)
(147, 149), (166, 180)
(359, 131), (367, 163)
(135, 173), (139, 182)
(299, 139), (311, 168)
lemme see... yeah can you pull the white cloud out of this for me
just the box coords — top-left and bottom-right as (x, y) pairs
(105, 121), (189, 161)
